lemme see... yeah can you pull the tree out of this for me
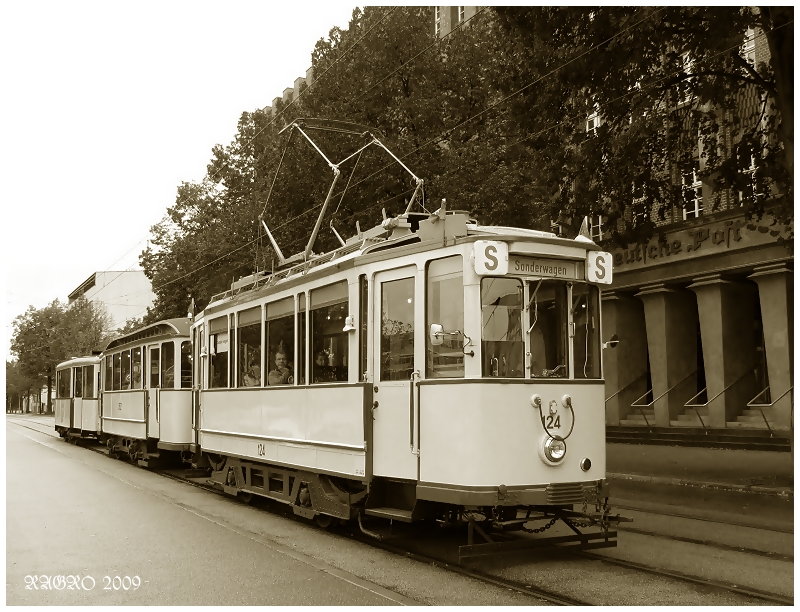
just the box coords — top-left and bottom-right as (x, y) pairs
(10, 297), (112, 412)
(492, 6), (793, 244)
(6, 360), (37, 413)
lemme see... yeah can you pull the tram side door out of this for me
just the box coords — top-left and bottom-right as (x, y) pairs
(147, 344), (160, 439)
(372, 267), (420, 481)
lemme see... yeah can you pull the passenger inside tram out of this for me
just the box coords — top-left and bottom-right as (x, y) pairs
(313, 351), (335, 383)
(268, 344), (293, 386)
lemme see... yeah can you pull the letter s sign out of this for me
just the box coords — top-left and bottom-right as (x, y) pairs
(473, 241), (508, 276)
(586, 251), (613, 285)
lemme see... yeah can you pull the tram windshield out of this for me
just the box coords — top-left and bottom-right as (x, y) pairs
(481, 278), (524, 378)
(527, 280), (568, 378)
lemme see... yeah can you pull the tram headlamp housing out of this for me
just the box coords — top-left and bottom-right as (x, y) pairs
(539, 436), (567, 465)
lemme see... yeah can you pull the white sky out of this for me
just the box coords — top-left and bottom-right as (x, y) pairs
(2, 0), (359, 359)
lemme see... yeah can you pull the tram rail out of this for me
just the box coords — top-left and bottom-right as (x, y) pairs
(7, 416), (792, 606)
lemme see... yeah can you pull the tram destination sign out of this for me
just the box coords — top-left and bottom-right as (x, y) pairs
(473, 241), (612, 284)
(509, 256), (577, 279)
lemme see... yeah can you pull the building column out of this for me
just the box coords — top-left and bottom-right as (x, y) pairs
(636, 284), (699, 427)
(748, 264), (793, 429)
(601, 291), (648, 425)
(688, 274), (757, 427)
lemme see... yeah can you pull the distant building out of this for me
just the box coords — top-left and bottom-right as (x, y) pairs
(68, 271), (156, 330)
(434, 6), (480, 37)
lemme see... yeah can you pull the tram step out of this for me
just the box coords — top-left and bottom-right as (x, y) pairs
(364, 507), (414, 522)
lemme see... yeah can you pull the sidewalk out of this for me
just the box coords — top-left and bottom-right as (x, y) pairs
(607, 443), (794, 496)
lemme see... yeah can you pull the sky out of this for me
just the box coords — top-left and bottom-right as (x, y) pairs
(2, 0), (360, 359)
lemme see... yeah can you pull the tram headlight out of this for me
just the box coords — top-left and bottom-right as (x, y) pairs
(541, 436), (567, 464)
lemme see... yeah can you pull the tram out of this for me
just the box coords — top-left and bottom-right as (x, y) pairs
(54, 355), (102, 441)
(186, 119), (621, 546)
(99, 319), (194, 465)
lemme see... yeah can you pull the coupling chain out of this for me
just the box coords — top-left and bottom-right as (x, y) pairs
(523, 516), (558, 534)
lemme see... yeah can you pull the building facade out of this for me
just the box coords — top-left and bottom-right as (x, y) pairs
(68, 271), (156, 330)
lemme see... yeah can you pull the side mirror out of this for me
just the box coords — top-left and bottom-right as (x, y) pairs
(603, 333), (620, 349)
(430, 324), (444, 346)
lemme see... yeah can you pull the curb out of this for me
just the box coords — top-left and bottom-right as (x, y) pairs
(607, 472), (793, 498)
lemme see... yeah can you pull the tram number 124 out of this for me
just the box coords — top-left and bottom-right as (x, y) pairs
(257, 443), (266, 457)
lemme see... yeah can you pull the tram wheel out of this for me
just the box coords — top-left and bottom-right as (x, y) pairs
(238, 492), (253, 504)
(314, 513), (335, 530)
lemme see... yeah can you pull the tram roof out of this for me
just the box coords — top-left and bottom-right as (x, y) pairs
(201, 213), (599, 317)
(56, 355), (101, 370)
(104, 318), (191, 352)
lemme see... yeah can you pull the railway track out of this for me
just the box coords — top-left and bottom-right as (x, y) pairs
(8, 417), (793, 606)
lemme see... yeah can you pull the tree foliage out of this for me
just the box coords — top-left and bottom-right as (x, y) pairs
(140, 6), (793, 321)
(493, 6), (793, 244)
(9, 297), (112, 411)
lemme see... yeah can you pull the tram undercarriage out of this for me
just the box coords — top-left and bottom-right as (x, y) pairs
(199, 452), (629, 558)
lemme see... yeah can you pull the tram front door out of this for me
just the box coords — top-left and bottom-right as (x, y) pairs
(372, 267), (420, 481)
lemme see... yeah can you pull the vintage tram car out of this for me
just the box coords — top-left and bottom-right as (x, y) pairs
(99, 319), (194, 465)
(54, 355), (102, 441)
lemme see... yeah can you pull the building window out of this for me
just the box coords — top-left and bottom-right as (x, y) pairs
(680, 52), (695, 104)
(742, 28), (756, 66)
(588, 215), (604, 242)
(435, 6), (441, 37)
(586, 111), (600, 135)
(458, 6), (465, 23)
(682, 168), (703, 219)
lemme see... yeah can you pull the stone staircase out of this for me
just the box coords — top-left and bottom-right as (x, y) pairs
(670, 406), (710, 427)
(726, 407), (779, 429)
(606, 425), (791, 451)
(619, 407), (655, 426)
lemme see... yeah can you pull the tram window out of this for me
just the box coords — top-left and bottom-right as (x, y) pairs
(209, 332), (228, 388)
(121, 350), (131, 390)
(481, 278), (524, 378)
(74, 367), (83, 398)
(572, 284), (601, 379)
(198, 328), (204, 388)
(162, 341), (175, 389)
(237, 307), (262, 387)
(310, 282), (348, 384)
(359, 277), (368, 382)
(83, 365), (94, 398)
(113, 353), (121, 391)
(229, 315), (236, 387)
(105, 356), (113, 391)
(528, 280), (569, 378)
(56, 369), (70, 398)
(298, 294), (306, 385)
(150, 347), (160, 388)
(180, 341), (192, 388)
(427, 256), (464, 379)
(132, 347), (142, 389)
(380, 277), (415, 381)
(266, 305), (294, 386)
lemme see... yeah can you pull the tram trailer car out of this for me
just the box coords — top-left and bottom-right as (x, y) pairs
(99, 319), (194, 466)
(54, 355), (102, 441)
(190, 207), (617, 531)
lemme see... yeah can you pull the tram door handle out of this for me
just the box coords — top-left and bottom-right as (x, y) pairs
(410, 370), (420, 454)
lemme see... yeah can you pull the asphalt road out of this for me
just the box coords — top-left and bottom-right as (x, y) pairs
(7, 416), (793, 605)
(6, 419), (541, 605)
